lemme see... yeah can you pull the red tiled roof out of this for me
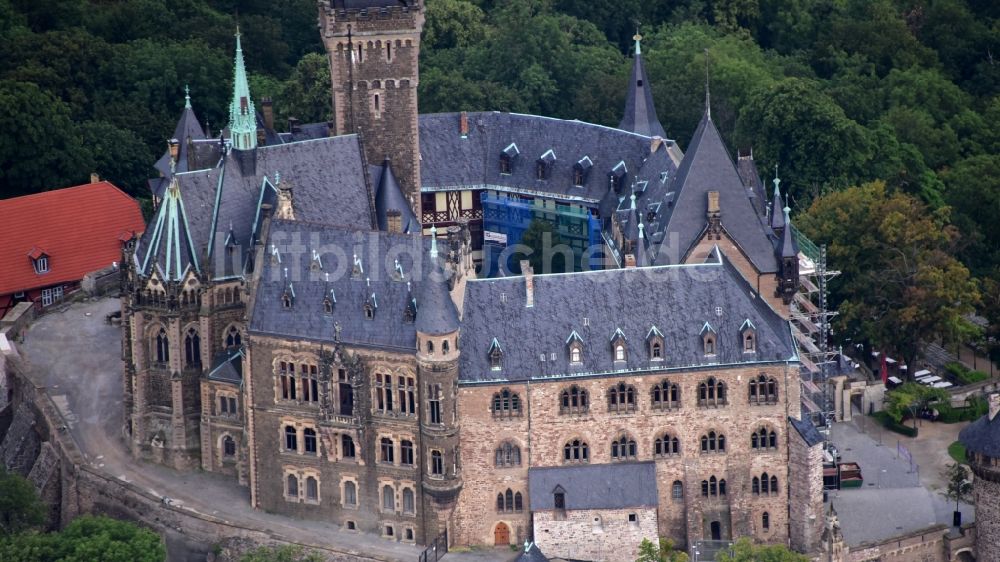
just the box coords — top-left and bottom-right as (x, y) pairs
(0, 182), (146, 295)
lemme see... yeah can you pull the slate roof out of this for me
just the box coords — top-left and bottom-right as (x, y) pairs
(419, 112), (678, 212)
(737, 154), (768, 217)
(652, 113), (778, 273)
(959, 411), (1000, 458)
(619, 48), (667, 138)
(516, 543), (549, 562)
(458, 249), (797, 383)
(789, 416), (824, 447)
(248, 219), (449, 352)
(528, 462), (658, 510)
(137, 136), (375, 281)
(208, 349), (244, 384)
(415, 257), (459, 335)
(0, 182), (145, 296)
(374, 159), (418, 233)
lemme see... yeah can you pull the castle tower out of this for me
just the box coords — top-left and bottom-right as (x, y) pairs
(775, 206), (800, 304)
(415, 227), (462, 542)
(319, 0), (425, 209)
(959, 393), (1000, 561)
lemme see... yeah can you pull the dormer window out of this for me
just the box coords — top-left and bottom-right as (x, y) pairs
(615, 344), (625, 361)
(701, 322), (717, 356)
(609, 161), (627, 193)
(536, 161), (546, 180)
(537, 149), (556, 180)
(365, 304), (374, 319)
(282, 294), (292, 309)
(647, 326), (664, 361)
(571, 347), (581, 363)
(740, 319), (756, 353)
(566, 330), (584, 364)
(489, 338), (503, 371)
(500, 143), (519, 175)
(282, 284), (294, 309)
(573, 168), (584, 186)
(610, 328), (627, 362)
(323, 298), (333, 314)
(500, 154), (512, 174)
(34, 256), (48, 274)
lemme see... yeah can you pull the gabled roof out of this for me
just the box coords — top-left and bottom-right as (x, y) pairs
(528, 463), (658, 510)
(652, 113), (778, 273)
(789, 416), (824, 447)
(618, 38), (667, 138)
(459, 254), (796, 383)
(208, 349), (244, 384)
(960, 410), (1000, 458)
(140, 176), (200, 281)
(374, 159), (418, 233)
(0, 182), (145, 296)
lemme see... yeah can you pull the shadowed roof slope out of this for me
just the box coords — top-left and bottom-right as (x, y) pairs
(529, 463), (658, 510)
(960, 410), (1000, 458)
(619, 41), (667, 138)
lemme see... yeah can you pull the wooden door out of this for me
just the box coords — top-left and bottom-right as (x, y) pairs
(494, 522), (510, 546)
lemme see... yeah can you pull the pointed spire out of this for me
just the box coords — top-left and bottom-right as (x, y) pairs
(229, 27), (257, 151)
(184, 85), (191, 110)
(375, 158), (418, 233)
(704, 48), (711, 120)
(779, 206), (798, 259)
(770, 166), (785, 232)
(618, 30), (666, 138)
(630, 193), (636, 210)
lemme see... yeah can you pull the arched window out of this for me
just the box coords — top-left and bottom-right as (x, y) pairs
(563, 439), (589, 463)
(285, 426), (298, 451)
(403, 488), (415, 514)
(751, 426), (778, 450)
(698, 377), (726, 406)
(492, 388), (521, 418)
(615, 344), (626, 361)
(344, 481), (357, 505)
(704, 334), (715, 355)
(651, 380), (680, 409)
(426, 340), (434, 354)
(655, 433), (680, 457)
(431, 450), (443, 475)
(489, 345), (503, 370)
(495, 442), (522, 467)
(286, 474), (298, 498)
(323, 298), (333, 314)
(515, 492), (523, 512)
(672, 480), (683, 500)
(400, 440), (414, 466)
(442, 339), (450, 354)
(306, 476), (318, 501)
(607, 382), (636, 413)
(700, 431), (725, 453)
(762, 512), (770, 531)
(611, 435), (637, 460)
(571, 346), (582, 363)
(560, 386), (589, 414)
(770, 475), (778, 494)
(651, 341), (662, 359)
(341, 434), (356, 459)
(304, 428), (317, 454)
(222, 435), (236, 458)
(184, 327), (200, 367)
(749, 374), (778, 404)
(225, 325), (241, 349)
(154, 327), (169, 364)
(382, 485), (395, 511)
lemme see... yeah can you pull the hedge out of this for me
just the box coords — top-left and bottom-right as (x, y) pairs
(944, 361), (990, 385)
(872, 411), (918, 437)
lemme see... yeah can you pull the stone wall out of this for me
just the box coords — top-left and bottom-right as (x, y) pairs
(533, 507), (658, 562)
(970, 462), (1000, 562)
(788, 431), (824, 553)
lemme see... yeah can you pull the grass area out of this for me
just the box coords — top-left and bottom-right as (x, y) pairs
(948, 441), (968, 464)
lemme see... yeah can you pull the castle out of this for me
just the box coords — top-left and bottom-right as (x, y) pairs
(120, 1), (825, 558)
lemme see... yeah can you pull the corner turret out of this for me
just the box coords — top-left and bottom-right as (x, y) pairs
(775, 206), (799, 304)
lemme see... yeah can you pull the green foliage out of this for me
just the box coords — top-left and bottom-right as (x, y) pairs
(515, 218), (570, 274)
(884, 382), (950, 428)
(635, 537), (689, 562)
(240, 544), (324, 562)
(716, 537), (809, 562)
(943, 362), (989, 385)
(0, 468), (46, 535)
(872, 411), (919, 438)
(948, 441), (968, 464)
(942, 462), (973, 512)
(0, 515), (165, 562)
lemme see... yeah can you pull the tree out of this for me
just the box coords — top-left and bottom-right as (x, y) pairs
(240, 544), (324, 562)
(884, 382), (950, 429)
(797, 182), (980, 369)
(0, 468), (45, 535)
(0, 516), (164, 562)
(716, 537), (810, 562)
(942, 462), (973, 514)
(515, 218), (570, 274)
(635, 537), (689, 562)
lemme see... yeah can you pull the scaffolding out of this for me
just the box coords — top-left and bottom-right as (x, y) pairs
(791, 225), (841, 429)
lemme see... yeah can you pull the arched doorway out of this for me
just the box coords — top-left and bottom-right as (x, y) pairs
(956, 550), (975, 562)
(710, 521), (722, 541)
(494, 522), (510, 546)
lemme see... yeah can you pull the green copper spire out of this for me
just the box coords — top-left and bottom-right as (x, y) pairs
(228, 28), (257, 151)
(633, 30), (642, 56)
(184, 85), (191, 109)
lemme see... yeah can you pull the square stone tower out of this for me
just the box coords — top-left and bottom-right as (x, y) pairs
(319, 0), (424, 213)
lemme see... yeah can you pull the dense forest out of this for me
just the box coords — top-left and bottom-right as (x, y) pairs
(0, 0), (998, 362)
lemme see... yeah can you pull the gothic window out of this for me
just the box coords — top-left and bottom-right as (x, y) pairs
(375, 374), (389, 413)
(607, 382), (637, 413)
(341, 435), (356, 459)
(672, 481), (683, 500)
(403, 488), (415, 514)
(304, 428), (317, 454)
(382, 485), (395, 511)
(225, 325), (241, 349)
(701, 476), (727, 497)
(655, 433), (680, 457)
(651, 341), (662, 359)
(302, 364), (319, 403)
(700, 431), (725, 453)
(744, 332), (756, 352)
(403, 377), (416, 415)
(749, 374), (778, 404)
(442, 339), (450, 354)
(183, 328), (200, 367)
(495, 442), (521, 467)
(489, 345), (503, 371)
(222, 435), (236, 458)
(515, 492), (523, 511)
(554, 487), (566, 510)
(426, 340), (434, 354)
(431, 450), (444, 475)
(571, 346), (581, 363)
(651, 380), (680, 410)
(702, 330), (716, 355)
(560, 385), (589, 414)
(563, 439), (589, 463)
(364, 304), (374, 319)
(573, 167), (584, 186)
(284, 425), (298, 452)
(698, 377), (726, 406)
(401, 440), (414, 466)
(154, 327), (169, 364)
(762, 512), (770, 531)
(615, 344), (626, 361)
(306, 476), (318, 501)
(752, 476), (760, 494)
(286, 474), (298, 498)
(344, 481), (357, 506)
(491, 388), (521, 418)
(380, 437), (394, 464)
(770, 475), (778, 494)
(427, 383), (442, 424)
(611, 435), (637, 460)
(278, 361), (296, 401)
(496, 489), (523, 513)
(751, 427), (778, 450)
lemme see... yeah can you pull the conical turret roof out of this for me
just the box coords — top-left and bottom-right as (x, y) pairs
(618, 34), (666, 138)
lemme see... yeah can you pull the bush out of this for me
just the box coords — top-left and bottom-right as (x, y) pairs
(873, 411), (918, 437)
(943, 361), (991, 385)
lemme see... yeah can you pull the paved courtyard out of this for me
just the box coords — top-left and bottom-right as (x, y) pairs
(828, 417), (974, 546)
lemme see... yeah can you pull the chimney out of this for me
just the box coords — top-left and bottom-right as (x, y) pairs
(520, 260), (534, 308)
(90, 173), (100, 184)
(990, 393), (1000, 421)
(707, 191), (720, 214)
(276, 176), (295, 220)
(261, 97), (275, 131)
(288, 117), (301, 134)
(624, 254), (636, 268)
(459, 111), (469, 137)
(168, 138), (180, 162)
